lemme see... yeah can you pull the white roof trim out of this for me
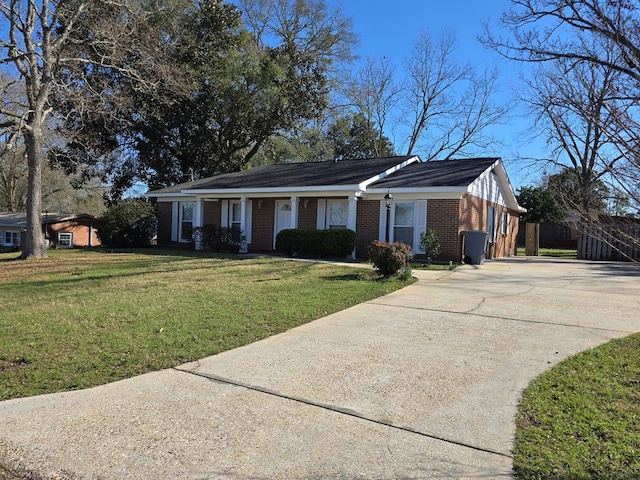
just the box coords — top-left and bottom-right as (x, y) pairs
(184, 186), (364, 196)
(488, 160), (525, 212)
(368, 186), (468, 195)
(356, 155), (421, 190)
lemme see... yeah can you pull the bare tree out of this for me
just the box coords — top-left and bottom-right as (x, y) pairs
(523, 54), (631, 212)
(0, 1), (180, 259)
(485, 1), (640, 259)
(487, 0), (640, 82)
(401, 31), (508, 158)
(339, 31), (507, 161)
(486, 0), (640, 208)
(347, 57), (402, 157)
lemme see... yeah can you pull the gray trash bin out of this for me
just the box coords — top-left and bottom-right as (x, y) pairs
(463, 230), (488, 265)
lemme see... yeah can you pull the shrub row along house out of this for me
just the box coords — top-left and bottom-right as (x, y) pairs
(147, 156), (523, 262)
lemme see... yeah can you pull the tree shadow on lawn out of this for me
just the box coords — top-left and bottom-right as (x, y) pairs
(322, 272), (369, 281)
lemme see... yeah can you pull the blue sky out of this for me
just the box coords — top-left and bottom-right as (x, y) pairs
(332, 0), (545, 189)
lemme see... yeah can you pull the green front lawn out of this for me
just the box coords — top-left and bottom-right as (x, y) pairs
(517, 247), (578, 258)
(514, 333), (640, 479)
(0, 249), (411, 400)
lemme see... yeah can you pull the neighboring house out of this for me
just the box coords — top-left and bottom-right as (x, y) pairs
(0, 212), (101, 250)
(146, 156), (524, 262)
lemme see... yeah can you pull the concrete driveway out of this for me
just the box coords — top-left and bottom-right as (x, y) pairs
(1, 257), (639, 479)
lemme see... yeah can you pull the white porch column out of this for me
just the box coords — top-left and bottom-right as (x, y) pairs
(193, 198), (204, 250)
(347, 195), (358, 232)
(316, 199), (326, 229)
(347, 195), (358, 259)
(170, 202), (179, 242)
(290, 196), (299, 229)
(239, 197), (249, 253)
(221, 200), (229, 228)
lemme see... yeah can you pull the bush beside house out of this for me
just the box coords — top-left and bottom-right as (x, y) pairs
(368, 241), (413, 278)
(192, 225), (246, 253)
(96, 199), (157, 247)
(419, 229), (441, 263)
(276, 229), (356, 258)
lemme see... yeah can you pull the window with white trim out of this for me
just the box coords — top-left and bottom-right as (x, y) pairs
(230, 201), (241, 232)
(501, 211), (509, 236)
(327, 200), (348, 229)
(58, 232), (73, 248)
(394, 202), (415, 247)
(179, 202), (193, 242)
(487, 205), (496, 243)
(4, 230), (20, 246)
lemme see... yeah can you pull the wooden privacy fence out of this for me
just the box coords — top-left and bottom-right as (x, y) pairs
(517, 222), (577, 248)
(578, 222), (640, 261)
(525, 223), (539, 256)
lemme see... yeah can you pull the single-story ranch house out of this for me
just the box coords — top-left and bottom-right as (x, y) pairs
(0, 212), (101, 250)
(147, 155), (524, 262)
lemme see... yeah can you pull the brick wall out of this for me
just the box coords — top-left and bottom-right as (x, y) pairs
(427, 199), (462, 261)
(492, 208), (519, 258)
(298, 199), (317, 229)
(203, 201), (221, 226)
(460, 194), (485, 231)
(356, 200), (380, 257)
(46, 220), (101, 247)
(157, 202), (173, 245)
(250, 198), (275, 251)
(461, 194), (519, 259)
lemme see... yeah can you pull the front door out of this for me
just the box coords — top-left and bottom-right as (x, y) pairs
(274, 200), (292, 248)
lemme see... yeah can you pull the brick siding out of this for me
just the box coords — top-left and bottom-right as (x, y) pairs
(45, 220), (101, 247)
(427, 199), (463, 261)
(203, 201), (221, 226)
(157, 202), (173, 245)
(460, 194), (519, 259)
(298, 199), (317, 229)
(356, 199), (380, 257)
(250, 198), (276, 251)
(159, 195), (519, 261)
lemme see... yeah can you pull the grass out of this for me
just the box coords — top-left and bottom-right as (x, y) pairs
(0, 248), (412, 401)
(410, 262), (457, 270)
(517, 247), (578, 258)
(514, 333), (640, 479)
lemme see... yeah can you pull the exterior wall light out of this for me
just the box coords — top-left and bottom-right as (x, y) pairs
(384, 192), (393, 242)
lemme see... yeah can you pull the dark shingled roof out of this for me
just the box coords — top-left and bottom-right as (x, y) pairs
(0, 212), (96, 227)
(370, 157), (499, 189)
(148, 156), (415, 194)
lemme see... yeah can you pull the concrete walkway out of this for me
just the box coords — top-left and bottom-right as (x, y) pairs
(1, 257), (639, 479)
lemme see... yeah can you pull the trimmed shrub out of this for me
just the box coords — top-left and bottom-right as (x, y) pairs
(193, 225), (246, 253)
(321, 229), (357, 257)
(397, 264), (413, 281)
(96, 199), (157, 247)
(419, 229), (441, 263)
(275, 229), (356, 258)
(368, 241), (413, 278)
